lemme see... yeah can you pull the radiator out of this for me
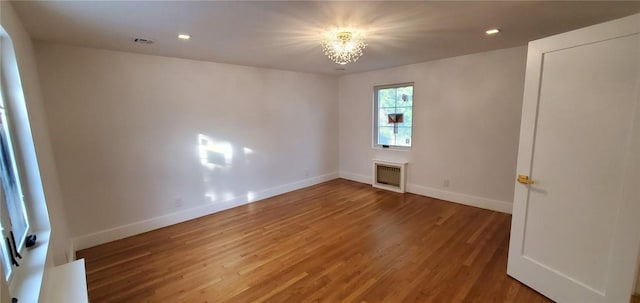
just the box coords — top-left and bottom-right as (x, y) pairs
(372, 160), (407, 193)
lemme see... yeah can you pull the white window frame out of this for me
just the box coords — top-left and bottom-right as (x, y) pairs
(373, 82), (414, 150)
(0, 88), (30, 281)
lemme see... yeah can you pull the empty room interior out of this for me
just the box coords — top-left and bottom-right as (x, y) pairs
(0, 1), (640, 302)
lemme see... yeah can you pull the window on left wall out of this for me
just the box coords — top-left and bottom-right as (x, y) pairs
(0, 82), (30, 280)
(1, 21), (52, 302)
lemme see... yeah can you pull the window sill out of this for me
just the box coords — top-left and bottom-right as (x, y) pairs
(40, 258), (88, 303)
(9, 229), (50, 303)
(372, 146), (411, 152)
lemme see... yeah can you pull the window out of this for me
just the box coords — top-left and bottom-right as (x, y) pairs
(374, 83), (414, 148)
(1, 24), (54, 303)
(0, 85), (29, 280)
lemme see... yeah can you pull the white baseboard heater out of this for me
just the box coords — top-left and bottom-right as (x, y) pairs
(372, 160), (407, 193)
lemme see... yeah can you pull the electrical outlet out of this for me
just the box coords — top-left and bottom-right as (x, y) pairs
(443, 179), (450, 188)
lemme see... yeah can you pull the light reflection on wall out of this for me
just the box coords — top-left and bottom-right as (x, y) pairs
(223, 192), (234, 202)
(198, 134), (233, 170)
(205, 192), (217, 202)
(198, 134), (258, 206)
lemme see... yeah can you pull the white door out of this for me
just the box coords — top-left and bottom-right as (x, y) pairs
(508, 14), (640, 303)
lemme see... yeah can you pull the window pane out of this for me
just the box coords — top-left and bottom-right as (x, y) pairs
(396, 86), (413, 107)
(395, 127), (412, 147)
(378, 126), (394, 146)
(378, 88), (397, 108)
(0, 111), (27, 246)
(379, 107), (412, 127)
(393, 107), (412, 127)
(0, 190), (12, 278)
(378, 107), (399, 128)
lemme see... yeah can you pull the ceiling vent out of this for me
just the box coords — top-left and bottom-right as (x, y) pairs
(133, 38), (154, 44)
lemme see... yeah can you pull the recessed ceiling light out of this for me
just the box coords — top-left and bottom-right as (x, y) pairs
(485, 28), (500, 35)
(178, 34), (191, 40)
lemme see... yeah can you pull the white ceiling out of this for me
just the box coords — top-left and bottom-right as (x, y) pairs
(12, 1), (640, 75)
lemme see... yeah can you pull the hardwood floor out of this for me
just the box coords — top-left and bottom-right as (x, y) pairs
(77, 179), (552, 303)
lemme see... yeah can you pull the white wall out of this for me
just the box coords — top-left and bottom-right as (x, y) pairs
(338, 46), (527, 213)
(34, 43), (339, 249)
(0, 1), (70, 265)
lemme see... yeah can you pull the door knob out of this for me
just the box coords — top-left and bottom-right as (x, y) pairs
(517, 174), (535, 184)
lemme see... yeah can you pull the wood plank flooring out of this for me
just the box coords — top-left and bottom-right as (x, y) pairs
(77, 179), (552, 303)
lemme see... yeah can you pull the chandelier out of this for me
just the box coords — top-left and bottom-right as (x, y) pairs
(321, 29), (366, 65)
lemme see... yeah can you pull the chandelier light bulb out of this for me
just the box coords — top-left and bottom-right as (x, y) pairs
(321, 28), (367, 65)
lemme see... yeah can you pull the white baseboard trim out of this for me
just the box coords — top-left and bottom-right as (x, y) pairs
(407, 183), (512, 214)
(339, 171), (512, 214)
(339, 171), (371, 184)
(71, 172), (339, 253)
